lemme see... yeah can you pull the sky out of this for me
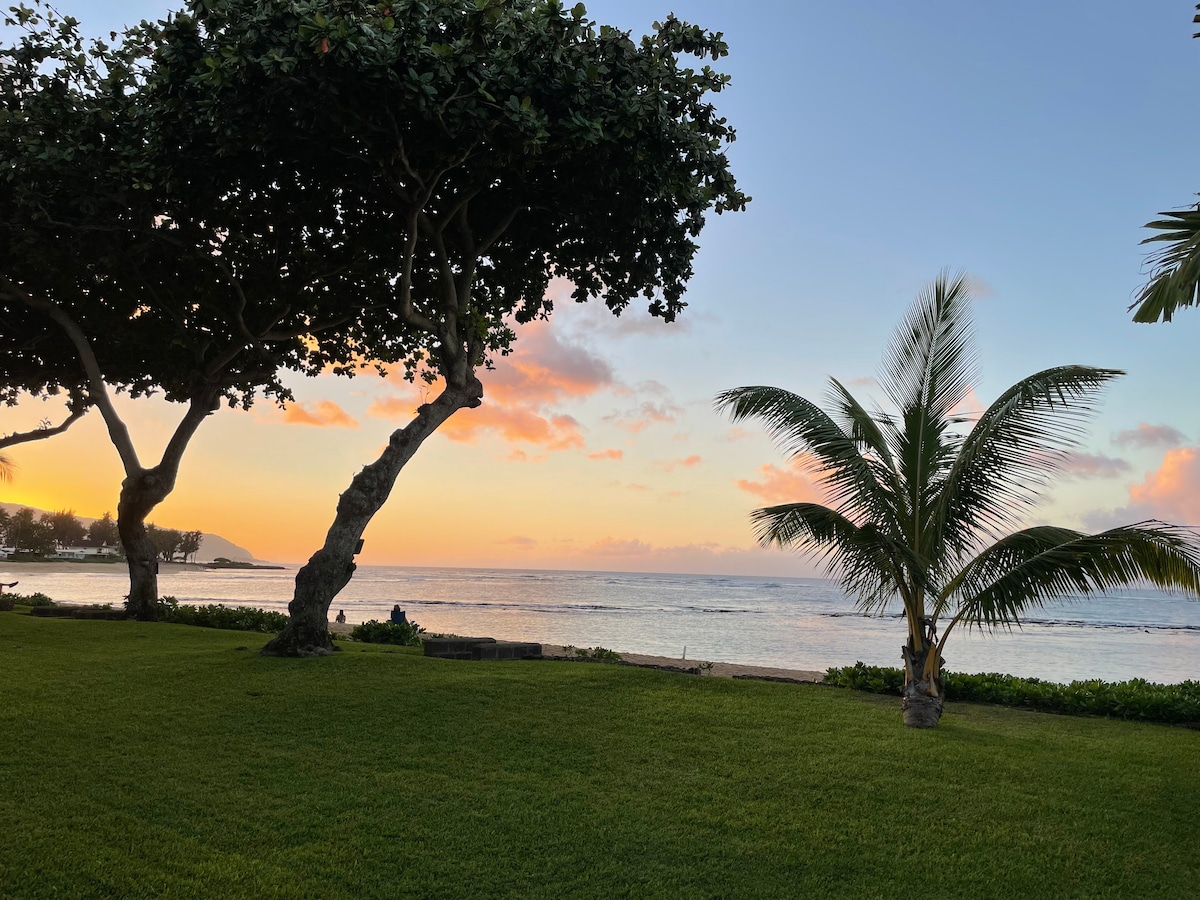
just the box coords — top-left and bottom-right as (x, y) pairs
(3, 1), (1199, 575)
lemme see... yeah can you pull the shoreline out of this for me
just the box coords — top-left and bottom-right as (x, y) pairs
(325, 621), (825, 682)
(0, 560), (273, 574)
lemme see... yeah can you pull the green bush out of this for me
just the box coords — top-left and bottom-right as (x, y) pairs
(824, 662), (1200, 726)
(349, 619), (425, 647)
(6, 592), (56, 608)
(154, 596), (288, 633)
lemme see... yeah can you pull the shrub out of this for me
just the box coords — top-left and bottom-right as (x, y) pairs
(573, 645), (622, 662)
(155, 596), (288, 633)
(823, 662), (1200, 726)
(349, 619), (425, 647)
(7, 592), (56, 608)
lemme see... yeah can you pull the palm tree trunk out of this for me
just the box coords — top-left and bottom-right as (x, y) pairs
(262, 378), (483, 657)
(900, 632), (944, 728)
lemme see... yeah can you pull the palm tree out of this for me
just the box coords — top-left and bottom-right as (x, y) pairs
(1130, 199), (1200, 323)
(0, 453), (13, 482)
(717, 272), (1200, 728)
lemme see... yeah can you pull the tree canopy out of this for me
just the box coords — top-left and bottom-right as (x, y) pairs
(140, 0), (747, 654)
(0, 2), (408, 616)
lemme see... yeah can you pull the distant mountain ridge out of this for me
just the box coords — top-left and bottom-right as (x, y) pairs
(0, 502), (260, 562)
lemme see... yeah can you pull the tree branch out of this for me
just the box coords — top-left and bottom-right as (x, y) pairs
(0, 274), (142, 472)
(0, 402), (88, 450)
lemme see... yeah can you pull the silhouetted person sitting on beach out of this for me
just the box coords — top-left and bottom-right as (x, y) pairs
(335, 610), (346, 624)
(390, 605), (407, 625)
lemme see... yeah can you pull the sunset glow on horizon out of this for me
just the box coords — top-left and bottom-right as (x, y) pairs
(4, 1), (1199, 575)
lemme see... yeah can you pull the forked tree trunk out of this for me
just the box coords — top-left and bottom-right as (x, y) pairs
(118, 466), (179, 621)
(262, 378), (483, 657)
(900, 633), (944, 728)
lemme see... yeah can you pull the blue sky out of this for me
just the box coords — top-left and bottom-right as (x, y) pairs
(5, 1), (1199, 572)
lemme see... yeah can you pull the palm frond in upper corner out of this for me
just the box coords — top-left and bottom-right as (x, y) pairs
(1131, 202), (1200, 323)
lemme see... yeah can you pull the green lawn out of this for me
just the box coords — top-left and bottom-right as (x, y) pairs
(2, 613), (1197, 899)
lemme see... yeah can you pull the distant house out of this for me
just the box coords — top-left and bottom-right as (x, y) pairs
(50, 539), (120, 560)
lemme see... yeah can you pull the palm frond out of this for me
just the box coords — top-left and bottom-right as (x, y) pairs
(879, 270), (978, 423)
(750, 502), (919, 614)
(876, 272), (978, 565)
(1130, 201), (1200, 323)
(941, 521), (1200, 628)
(715, 384), (896, 525)
(933, 365), (1123, 556)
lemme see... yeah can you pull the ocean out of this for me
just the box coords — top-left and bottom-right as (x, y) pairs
(5, 563), (1199, 684)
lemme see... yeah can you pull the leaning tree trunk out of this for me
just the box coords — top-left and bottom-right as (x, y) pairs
(262, 377), (483, 657)
(900, 632), (944, 728)
(117, 466), (177, 621)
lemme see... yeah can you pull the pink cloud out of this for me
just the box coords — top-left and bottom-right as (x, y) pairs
(583, 537), (655, 556)
(497, 536), (537, 547)
(604, 401), (684, 433)
(568, 536), (823, 577)
(1112, 423), (1188, 450)
(735, 462), (821, 505)
(721, 427), (759, 442)
(281, 400), (358, 429)
(588, 448), (624, 461)
(482, 320), (614, 406)
(1059, 452), (1132, 480)
(948, 386), (986, 423)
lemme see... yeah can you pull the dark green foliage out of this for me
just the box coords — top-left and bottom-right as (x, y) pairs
(825, 662), (1200, 725)
(5, 591), (55, 608)
(153, 596), (288, 633)
(571, 645), (623, 661)
(349, 618), (425, 647)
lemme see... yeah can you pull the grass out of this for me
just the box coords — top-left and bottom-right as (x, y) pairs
(1, 612), (1197, 899)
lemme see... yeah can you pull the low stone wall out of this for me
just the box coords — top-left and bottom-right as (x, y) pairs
(28, 605), (128, 620)
(423, 637), (542, 661)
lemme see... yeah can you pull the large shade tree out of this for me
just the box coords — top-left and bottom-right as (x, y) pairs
(147, 0), (749, 655)
(718, 273), (1200, 728)
(0, 3), (400, 617)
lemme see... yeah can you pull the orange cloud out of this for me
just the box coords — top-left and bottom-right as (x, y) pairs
(1128, 447), (1200, 522)
(588, 448), (624, 461)
(440, 405), (584, 450)
(366, 394), (422, 421)
(658, 455), (701, 472)
(735, 462), (821, 505)
(1083, 445), (1200, 530)
(281, 400), (358, 429)
(369, 319), (614, 453)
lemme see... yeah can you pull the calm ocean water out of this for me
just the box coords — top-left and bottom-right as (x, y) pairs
(5, 563), (1199, 684)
